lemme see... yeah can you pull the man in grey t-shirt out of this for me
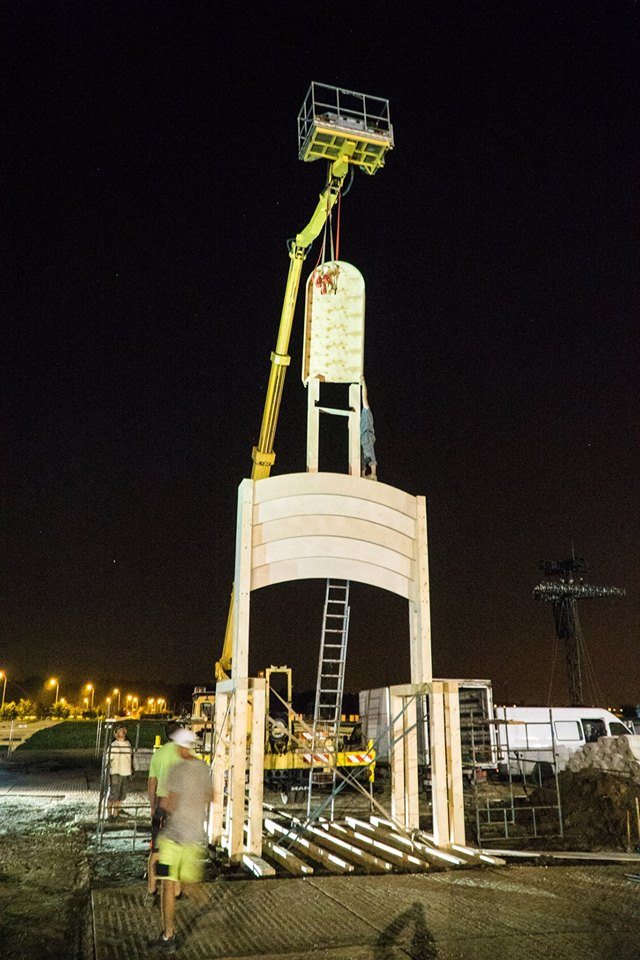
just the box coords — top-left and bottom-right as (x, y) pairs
(148, 727), (213, 953)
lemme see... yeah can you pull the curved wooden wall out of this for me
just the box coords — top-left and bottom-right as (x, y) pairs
(249, 472), (422, 601)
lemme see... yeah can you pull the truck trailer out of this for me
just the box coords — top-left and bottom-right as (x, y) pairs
(359, 680), (497, 772)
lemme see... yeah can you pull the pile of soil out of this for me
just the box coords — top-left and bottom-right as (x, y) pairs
(531, 770), (640, 851)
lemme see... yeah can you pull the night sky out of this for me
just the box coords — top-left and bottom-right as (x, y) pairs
(5, 2), (640, 707)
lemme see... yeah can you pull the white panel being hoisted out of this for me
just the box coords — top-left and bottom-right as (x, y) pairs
(302, 261), (365, 385)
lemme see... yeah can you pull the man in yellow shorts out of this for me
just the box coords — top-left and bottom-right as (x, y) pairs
(147, 727), (213, 953)
(147, 721), (183, 903)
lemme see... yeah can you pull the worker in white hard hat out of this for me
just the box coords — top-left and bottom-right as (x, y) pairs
(147, 727), (213, 954)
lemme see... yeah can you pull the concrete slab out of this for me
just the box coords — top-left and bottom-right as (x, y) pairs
(92, 863), (640, 960)
(93, 879), (375, 960)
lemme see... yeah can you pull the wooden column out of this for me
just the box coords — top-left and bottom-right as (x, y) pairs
(411, 495), (432, 684)
(389, 689), (406, 826)
(247, 678), (266, 854)
(348, 381), (361, 477)
(429, 681), (449, 847)
(306, 378), (320, 472)
(389, 684), (426, 831)
(209, 685), (230, 847)
(227, 479), (254, 862)
(443, 680), (465, 844)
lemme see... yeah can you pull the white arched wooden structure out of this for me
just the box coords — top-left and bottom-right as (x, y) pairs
(212, 471), (464, 861)
(234, 471), (432, 683)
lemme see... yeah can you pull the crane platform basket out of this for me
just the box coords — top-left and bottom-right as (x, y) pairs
(297, 82), (394, 175)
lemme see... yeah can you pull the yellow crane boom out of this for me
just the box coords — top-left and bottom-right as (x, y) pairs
(250, 156), (350, 482)
(215, 157), (349, 680)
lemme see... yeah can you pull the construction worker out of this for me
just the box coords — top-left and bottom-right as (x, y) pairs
(147, 727), (214, 953)
(360, 376), (377, 479)
(146, 721), (183, 904)
(107, 725), (133, 818)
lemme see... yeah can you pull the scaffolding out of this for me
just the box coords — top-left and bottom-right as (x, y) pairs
(468, 711), (564, 847)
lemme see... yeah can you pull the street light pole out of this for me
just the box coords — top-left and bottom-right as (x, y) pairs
(48, 678), (59, 703)
(0, 671), (6, 708)
(86, 684), (94, 711)
(113, 688), (121, 713)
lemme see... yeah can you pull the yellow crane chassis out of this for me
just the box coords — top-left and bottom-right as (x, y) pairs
(263, 748), (375, 775)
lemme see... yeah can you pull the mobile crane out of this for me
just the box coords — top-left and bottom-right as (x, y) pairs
(214, 82), (394, 682)
(195, 85), (393, 793)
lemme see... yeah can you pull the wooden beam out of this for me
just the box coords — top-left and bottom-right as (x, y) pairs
(241, 853), (276, 878)
(209, 688), (230, 847)
(262, 838), (314, 876)
(412, 494), (432, 684)
(307, 823), (392, 874)
(306, 377), (320, 472)
(368, 817), (465, 866)
(389, 690), (406, 827)
(264, 817), (353, 874)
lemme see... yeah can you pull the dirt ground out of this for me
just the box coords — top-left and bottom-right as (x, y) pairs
(0, 790), (123, 960)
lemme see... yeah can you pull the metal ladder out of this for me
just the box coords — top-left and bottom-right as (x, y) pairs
(307, 579), (351, 817)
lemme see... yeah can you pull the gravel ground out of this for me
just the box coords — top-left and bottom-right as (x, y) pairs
(0, 794), (97, 960)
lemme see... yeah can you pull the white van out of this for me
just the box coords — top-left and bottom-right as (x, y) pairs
(494, 705), (633, 775)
